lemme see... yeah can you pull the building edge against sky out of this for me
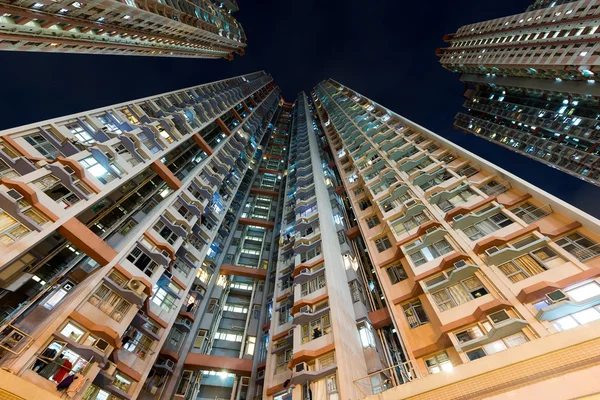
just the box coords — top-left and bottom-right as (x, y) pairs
(0, 70), (599, 400)
(438, 0), (600, 187)
(0, 0), (246, 58)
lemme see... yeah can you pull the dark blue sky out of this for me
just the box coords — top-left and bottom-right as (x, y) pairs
(1, 0), (599, 217)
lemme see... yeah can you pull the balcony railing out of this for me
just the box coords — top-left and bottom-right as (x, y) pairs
(353, 360), (420, 397)
(516, 204), (552, 224)
(480, 180), (511, 197)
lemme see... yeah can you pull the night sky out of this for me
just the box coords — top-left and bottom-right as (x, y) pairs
(1, 0), (600, 217)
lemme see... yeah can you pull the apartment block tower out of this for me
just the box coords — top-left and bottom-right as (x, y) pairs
(438, 0), (600, 185)
(2, 72), (600, 400)
(311, 79), (600, 400)
(0, 0), (246, 58)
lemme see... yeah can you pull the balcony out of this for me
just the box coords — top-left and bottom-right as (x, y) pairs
(452, 204), (504, 230)
(480, 180), (511, 197)
(456, 318), (529, 352)
(484, 237), (550, 266)
(353, 360), (420, 397)
(422, 263), (481, 294)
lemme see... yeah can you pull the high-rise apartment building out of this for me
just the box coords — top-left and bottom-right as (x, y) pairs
(0, 0), (246, 58)
(2, 73), (600, 400)
(438, 0), (600, 186)
(311, 79), (600, 400)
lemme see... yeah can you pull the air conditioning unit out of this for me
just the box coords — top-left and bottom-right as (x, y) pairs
(454, 260), (467, 269)
(488, 310), (510, 325)
(127, 279), (143, 293)
(63, 165), (76, 175)
(6, 189), (23, 201)
(94, 338), (109, 351)
(452, 214), (464, 222)
(161, 250), (171, 258)
(164, 359), (175, 369)
(257, 369), (265, 379)
(404, 199), (417, 208)
(546, 289), (569, 304)
(300, 305), (311, 314)
(301, 269), (309, 275)
(485, 246), (500, 256)
(295, 362), (308, 373)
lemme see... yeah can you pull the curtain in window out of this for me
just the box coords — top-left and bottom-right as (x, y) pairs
(432, 291), (453, 311)
(475, 220), (498, 235)
(448, 283), (471, 306)
(498, 262), (526, 282)
(0, 211), (17, 232)
(514, 254), (545, 276)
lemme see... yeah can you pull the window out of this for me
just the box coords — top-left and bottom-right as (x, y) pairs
(431, 276), (488, 311)
(43, 281), (74, 310)
(555, 232), (600, 261)
(176, 371), (193, 396)
(0, 210), (31, 245)
(193, 330), (207, 350)
(465, 333), (528, 361)
(300, 273), (326, 296)
(455, 326), (484, 344)
(436, 189), (478, 212)
(207, 298), (219, 313)
(326, 374), (339, 397)
(82, 385), (121, 400)
(151, 287), (177, 313)
(122, 327), (153, 360)
(568, 282), (600, 302)
(456, 164), (479, 178)
(214, 330), (243, 342)
(126, 247), (158, 277)
(278, 303), (292, 326)
(66, 123), (95, 144)
(24, 134), (60, 159)
(497, 247), (557, 282)
(276, 349), (292, 374)
(97, 114), (122, 133)
(33, 175), (81, 209)
(366, 215), (380, 229)
(358, 322), (375, 348)
(462, 213), (513, 241)
(387, 264), (408, 284)
(552, 306), (600, 331)
(253, 304), (261, 319)
(223, 304), (249, 314)
(403, 300), (429, 328)
(439, 153), (456, 164)
(112, 372), (133, 393)
(301, 313), (331, 343)
(88, 285), (132, 322)
(425, 352), (452, 374)
(409, 238), (453, 267)
(375, 236), (392, 252)
(79, 156), (115, 184)
(153, 220), (178, 244)
(245, 336), (256, 355)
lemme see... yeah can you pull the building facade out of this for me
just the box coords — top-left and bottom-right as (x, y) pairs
(312, 79), (600, 399)
(2, 73), (600, 400)
(0, 0), (246, 58)
(0, 71), (281, 400)
(438, 0), (600, 186)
